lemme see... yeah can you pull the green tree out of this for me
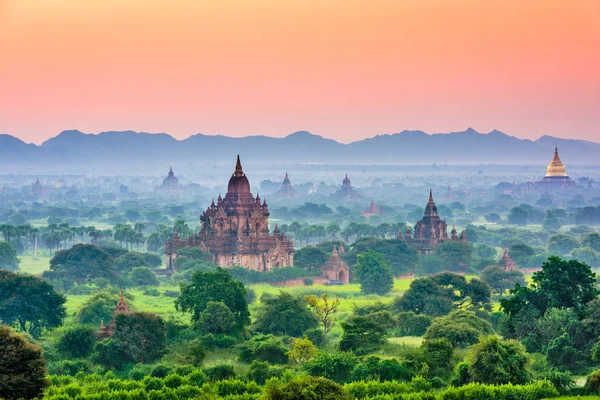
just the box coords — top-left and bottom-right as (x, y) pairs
(264, 376), (350, 400)
(0, 270), (66, 337)
(542, 211), (561, 231)
(49, 244), (117, 284)
(582, 233), (600, 252)
(56, 326), (97, 358)
(421, 338), (454, 377)
(468, 336), (532, 385)
(176, 268), (249, 331)
(198, 301), (236, 334)
(548, 234), (579, 256)
(508, 243), (535, 266)
(508, 207), (529, 226)
(114, 252), (149, 273)
(129, 267), (160, 286)
(475, 243), (497, 259)
(294, 246), (330, 271)
(287, 337), (318, 364)
(424, 310), (494, 348)
(305, 294), (341, 334)
(304, 351), (359, 384)
(501, 256), (598, 318)
(254, 291), (319, 337)
(0, 241), (19, 271)
(111, 312), (167, 364)
(436, 241), (474, 271)
(480, 266), (526, 295)
(354, 250), (394, 295)
(77, 291), (121, 326)
(344, 238), (418, 276)
(339, 311), (393, 355)
(0, 326), (49, 400)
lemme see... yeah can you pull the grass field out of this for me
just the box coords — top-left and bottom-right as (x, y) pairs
(18, 255), (52, 275)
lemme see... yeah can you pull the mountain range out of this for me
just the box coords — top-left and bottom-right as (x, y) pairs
(1, 128), (599, 174)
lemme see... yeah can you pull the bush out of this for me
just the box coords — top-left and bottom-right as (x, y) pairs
(200, 333), (238, 350)
(163, 374), (184, 388)
(586, 370), (600, 393)
(440, 381), (557, 400)
(163, 290), (180, 298)
(238, 335), (289, 365)
(204, 364), (236, 381)
(303, 278), (314, 286)
(143, 287), (161, 296)
(56, 326), (97, 358)
(130, 267), (160, 287)
(265, 376), (350, 400)
(304, 352), (358, 384)
(48, 360), (92, 376)
(151, 365), (172, 378)
(304, 328), (326, 348)
(395, 312), (432, 336)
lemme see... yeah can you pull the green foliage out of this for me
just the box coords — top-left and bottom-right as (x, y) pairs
(585, 370), (600, 393)
(176, 268), (250, 332)
(508, 207), (528, 226)
(480, 266), (525, 295)
(49, 244), (117, 284)
(349, 356), (416, 383)
(253, 291), (319, 337)
(197, 301), (236, 334)
(0, 270), (66, 337)
(339, 311), (394, 355)
(0, 240), (19, 271)
(395, 312), (432, 336)
(304, 352), (359, 384)
(501, 256), (598, 319)
(442, 381), (557, 400)
(265, 376), (350, 400)
(56, 326), (97, 358)
(0, 326), (49, 400)
(539, 369), (575, 393)
(129, 267), (160, 286)
(204, 364), (236, 381)
(114, 252), (149, 273)
(229, 266), (318, 285)
(542, 211), (561, 231)
(354, 250), (394, 295)
(435, 241), (474, 271)
(548, 234), (580, 255)
(77, 291), (120, 326)
(393, 273), (492, 317)
(582, 232), (600, 252)
(421, 338), (454, 377)
(424, 310), (493, 348)
(238, 334), (290, 364)
(294, 246), (330, 271)
(287, 336), (318, 364)
(111, 312), (167, 364)
(468, 336), (532, 385)
(344, 238), (418, 276)
(247, 361), (284, 385)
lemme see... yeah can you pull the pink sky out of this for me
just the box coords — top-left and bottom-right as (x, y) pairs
(0, 0), (598, 144)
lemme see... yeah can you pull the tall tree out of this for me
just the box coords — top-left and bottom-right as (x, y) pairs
(0, 270), (66, 337)
(305, 294), (341, 334)
(254, 291), (319, 337)
(176, 268), (250, 331)
(0, 326), (49, 400)
(0, 241), (19, 271)
(111, 312), (167, 364)
(354, 250), (394, 295)
(49, 244), (117, 284)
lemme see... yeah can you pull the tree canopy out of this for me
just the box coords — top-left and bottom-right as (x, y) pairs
(0, 241), (19, 271)
(49, 244), (117, 284)
(254, 291), (319, 337)
(353, 250), (394, 295)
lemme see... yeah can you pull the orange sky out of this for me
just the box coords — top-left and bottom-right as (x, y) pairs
(0, 0), (598, 144)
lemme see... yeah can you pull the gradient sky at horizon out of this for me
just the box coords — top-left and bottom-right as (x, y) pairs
(0, 0), (598, 144)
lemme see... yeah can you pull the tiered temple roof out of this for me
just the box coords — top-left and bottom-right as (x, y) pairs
(98, 290), (129, 338)
(157, 166), (182, 192)
(333, 174), (358, 200)
(165, 156), (294, 271)
(402, 190), (466, 254)
(362, 200), (383, 218)
(273, 172), (298, 199)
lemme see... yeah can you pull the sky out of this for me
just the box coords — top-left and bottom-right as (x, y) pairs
(0, 0), (598, 145)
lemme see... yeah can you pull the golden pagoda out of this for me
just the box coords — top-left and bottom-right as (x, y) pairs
(542, 146), (574, 184)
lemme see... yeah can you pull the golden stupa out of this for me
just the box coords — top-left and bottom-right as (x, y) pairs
(545, 146), (568, 177)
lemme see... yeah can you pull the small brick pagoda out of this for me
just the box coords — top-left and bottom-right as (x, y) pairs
(156, 166), (182, 192)
(333, 174), (358, 200)
(165, 156), (294, 271)
(320, 246), (350, 284)
(98, 290), (129, 338)
(498, 249), (517, 271)
(273, 172), (298, 199)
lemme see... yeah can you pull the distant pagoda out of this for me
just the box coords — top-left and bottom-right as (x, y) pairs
(156, 167), (183, 192)
(401, 190), (465, 254)
(273, 172), (298, 199)
(540, 147), (576, 186)
(333, 174), (358, 200)
(362, 200), (383, 218)
(498, 249), (516, 271)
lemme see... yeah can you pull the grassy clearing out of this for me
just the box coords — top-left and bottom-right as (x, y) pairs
(18, 255), (52, 275)
(387, 336), (423, 347)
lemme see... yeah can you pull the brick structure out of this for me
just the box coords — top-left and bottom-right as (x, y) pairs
(273, 172), (298, 199)
(321, 246), (350, 284)
(362, 200), (383, 218)
(165, 156), (294, 272)
(498, 249), (517, 271)
(98, 290), (129, 338)
(401, 190), (465, 254)
(156, 166), (182, 192)
(333, 174), (358, 200)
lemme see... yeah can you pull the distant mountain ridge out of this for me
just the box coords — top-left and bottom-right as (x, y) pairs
(1, 128), (599, 173)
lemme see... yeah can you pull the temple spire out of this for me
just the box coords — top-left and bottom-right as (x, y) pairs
(429, 189), (433, 202)
(235, 155), (243, 174)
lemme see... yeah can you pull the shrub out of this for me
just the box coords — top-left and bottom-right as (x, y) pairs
(238, 335), (289, 365)
(187, 370), (208, 387)
(200, 333), (238, 349)
(163, 290), (180, 298)
(48, 360), (92, 376)
(143, 288), (161, 296)
(304, 328), (326, 348)
(304, 352), (358, 384)
(130, 267), (160, 286)
(265, 376), (350, 400)
(163, 374), (184, 388)
(56, 326), (97, 358)
(586, 370), (600, 393)
(303, 278), (314, 286)
(205, 364), (236, 381)
(151, 365), (172, 378)
(395, 312), (432, 336)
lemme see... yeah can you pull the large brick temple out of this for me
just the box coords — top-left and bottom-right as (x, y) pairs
(165, 156), (294, 271)
(399, 190), (466, 254)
